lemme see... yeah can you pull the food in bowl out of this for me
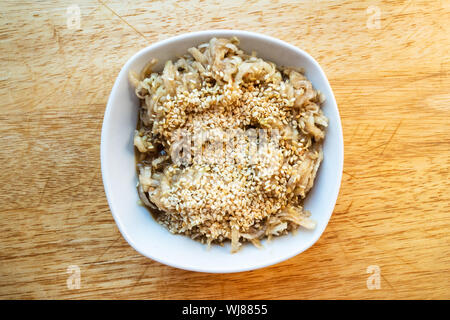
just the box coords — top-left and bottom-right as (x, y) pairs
(129, 37), (328, 252)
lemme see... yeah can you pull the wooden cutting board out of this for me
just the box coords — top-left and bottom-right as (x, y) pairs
(0, 0), (449, 299)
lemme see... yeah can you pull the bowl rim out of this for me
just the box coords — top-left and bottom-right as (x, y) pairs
(101, 29), (344, 273)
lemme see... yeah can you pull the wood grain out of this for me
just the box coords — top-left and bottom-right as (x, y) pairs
(0, 0), (449, 299)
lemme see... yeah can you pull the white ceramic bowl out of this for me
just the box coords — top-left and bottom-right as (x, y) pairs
(101, 30), (343, 273)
